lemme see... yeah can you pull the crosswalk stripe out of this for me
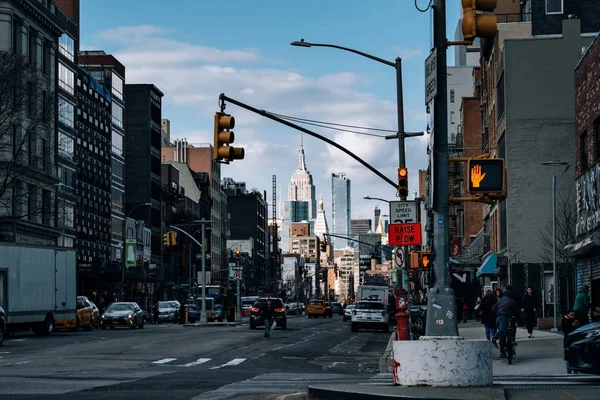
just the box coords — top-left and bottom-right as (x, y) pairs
(152, 358), (178, 365)
(181, 358), (212, 367)
(210, 358), (246, 369)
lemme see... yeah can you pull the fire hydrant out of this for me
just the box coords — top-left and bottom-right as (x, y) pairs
(395, 288), (410, 340)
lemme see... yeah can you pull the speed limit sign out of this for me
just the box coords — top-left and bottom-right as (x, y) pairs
(395, 248), (405, 269)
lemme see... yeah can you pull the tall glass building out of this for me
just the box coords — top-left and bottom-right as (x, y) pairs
(332, 173), (351, 250)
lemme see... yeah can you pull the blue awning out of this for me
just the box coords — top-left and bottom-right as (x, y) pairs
(476, 253), (497, 277)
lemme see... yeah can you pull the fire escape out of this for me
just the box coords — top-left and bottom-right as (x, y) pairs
(448, 128), (465, 256)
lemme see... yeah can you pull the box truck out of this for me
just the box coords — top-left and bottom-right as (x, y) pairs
(0, 244), (77, 338)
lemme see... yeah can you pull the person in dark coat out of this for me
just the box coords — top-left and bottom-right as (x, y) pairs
(521, 286), (538, 338)
(261, 299), (273, 339)
(152, 303), (159, 324)
(561, 310), (580, 374)
(479, 290), (497, 340)
(491, 286), (520, 358)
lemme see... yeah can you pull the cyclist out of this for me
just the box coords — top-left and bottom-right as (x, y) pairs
(491, 285), (520, 358)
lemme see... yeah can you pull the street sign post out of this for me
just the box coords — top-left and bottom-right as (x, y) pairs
(389, 223), (423, 246)
(425, 48), (437, 105)
(234, 271), (243, 280)
(389, 200), (418, 224)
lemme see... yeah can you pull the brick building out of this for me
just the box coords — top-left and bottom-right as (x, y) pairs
(290, 222), (310, 239)
(569, 32), (600, 311)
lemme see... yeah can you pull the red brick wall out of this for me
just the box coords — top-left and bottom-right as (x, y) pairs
(575, 36), (600, 177)
(418, 169), (427, 198)
(461, 97), (484, 249)
(290, 222), (309, 237)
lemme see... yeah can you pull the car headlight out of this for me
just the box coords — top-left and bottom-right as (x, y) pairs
(101, 314), (107, 319)
(585, 329), (600, 339)
(128, 314), (133, 319)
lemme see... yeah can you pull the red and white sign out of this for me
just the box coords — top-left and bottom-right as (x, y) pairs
(389, 223), (422, 246)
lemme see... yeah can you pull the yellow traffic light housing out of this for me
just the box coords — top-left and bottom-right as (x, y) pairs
(467, 158), (506, 196)
(398, 167), (408, 198)
(461, 0), (498, 42)
(214, 112), (245, 163)
(169, 231), (177, 246)
(163, 233), (171, 247)
(409, 251), (419, 270)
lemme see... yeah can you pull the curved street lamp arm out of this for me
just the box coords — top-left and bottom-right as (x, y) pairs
(308, 43), (396, 68)
(364, 196), (390, 203)
(219, 94), (397, 189)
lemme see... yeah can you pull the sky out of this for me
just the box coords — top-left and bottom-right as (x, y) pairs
(79, 0), (461, 223)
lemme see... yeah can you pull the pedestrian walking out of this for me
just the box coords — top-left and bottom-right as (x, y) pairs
(261, 298), (273, 339)
(479, 290), (497, 340)
(561, 310), (580, 374)
(573, 285), (591, 327)
(495, 288), (503, 300)
(152, 303), (159, 324)
(521, 286), (538, 338)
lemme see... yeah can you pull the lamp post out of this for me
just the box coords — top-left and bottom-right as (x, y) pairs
(363, 196), (390, 204)
(121, 202), (152, 301)
(542, 160), (570, 332)
(291, 39), (423, 201)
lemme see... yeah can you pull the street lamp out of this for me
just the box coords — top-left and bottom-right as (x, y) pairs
(291, 39), (423, 200)
(541, 160), (570, 332)
(121, 202), (152, 301)
(363, 196), (390, 204)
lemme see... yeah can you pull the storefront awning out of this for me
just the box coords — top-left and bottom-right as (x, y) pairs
(476, 253), (497, 277)
(566, 232), (600, 256)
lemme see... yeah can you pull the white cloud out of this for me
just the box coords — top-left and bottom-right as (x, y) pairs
(98, 25), (427, 220)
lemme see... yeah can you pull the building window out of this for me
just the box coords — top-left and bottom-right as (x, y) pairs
(111, 188), (123, 213)
(58, 131), (75, 160)
(112, 102), (123, 128)
(112, 131), (123, 156)
(450, 111), (456, 124)
(58, 97), (75, 128)
(450, 89), (455, 103)
(58, 63), (75, 95)
(58, 199), (75, 229)
(58, 34), (75, 60)
(42, 189), (52, 225)
(581, 134), (589, 171)
(58, 166), (76, 195)
(112, 74), (123, 100)
(545, 0), (563, 14)
(111, 158), (124, 185)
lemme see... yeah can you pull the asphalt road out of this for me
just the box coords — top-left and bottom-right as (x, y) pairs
(0, 315), (392, 399)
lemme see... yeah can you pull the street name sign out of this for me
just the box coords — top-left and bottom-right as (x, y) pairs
(389, 200), (417, 224)
(389, 223), (422, 246)
(425, 48), (437, 105)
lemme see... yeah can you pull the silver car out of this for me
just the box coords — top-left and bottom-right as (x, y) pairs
(343, 304), (356, 321)
(157, 301), (180, 323)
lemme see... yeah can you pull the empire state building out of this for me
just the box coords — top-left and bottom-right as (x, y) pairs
(288, 138), (317, 220)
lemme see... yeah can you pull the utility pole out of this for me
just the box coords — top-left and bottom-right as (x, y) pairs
(425, 0), (458, 337)
(315, 236), (321, 299)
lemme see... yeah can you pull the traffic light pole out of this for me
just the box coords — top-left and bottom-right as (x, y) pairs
(425, 0), (458, 337)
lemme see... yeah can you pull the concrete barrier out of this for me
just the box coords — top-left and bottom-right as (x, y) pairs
(392, 337), (492, 387)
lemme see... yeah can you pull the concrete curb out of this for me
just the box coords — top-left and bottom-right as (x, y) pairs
(307, 385), (506, 400)
(378, 330), (396, 374)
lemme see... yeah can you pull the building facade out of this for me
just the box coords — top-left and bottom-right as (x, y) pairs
(331, 172), (351, 249)
(288, 140), (316, 220)
(351, 219), (371, 237)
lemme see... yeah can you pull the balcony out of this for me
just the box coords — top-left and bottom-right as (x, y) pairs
(496, 13), (531, 24)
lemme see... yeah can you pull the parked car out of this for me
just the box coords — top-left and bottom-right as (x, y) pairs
(343, 304), (356, 321)
(0, 306), (6, 346)
(250, 297), (287, 329)
(566, 321), (600, 374)
(157, 301), (181, 323)
(100, 302), (145, 329)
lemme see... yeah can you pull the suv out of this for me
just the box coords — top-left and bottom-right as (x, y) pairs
(351, 300), (389, 333)
(330, 302), (344, 316)
(250, 297), (287, 330)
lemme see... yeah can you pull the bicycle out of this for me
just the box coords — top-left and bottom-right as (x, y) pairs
(505, 316), (518, 364)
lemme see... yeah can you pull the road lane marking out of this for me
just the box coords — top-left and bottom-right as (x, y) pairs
(181, 358), (211, 367)
(152, 358), (178, 365)
(282, 356), (306, 360)
(209, 358), (246, 369)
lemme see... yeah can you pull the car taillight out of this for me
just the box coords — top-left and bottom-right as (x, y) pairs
(352, 310), (357, 316)
(326, 306), (331, 309)
(275, 308), (285, 312)
(251, 307), (259, 312)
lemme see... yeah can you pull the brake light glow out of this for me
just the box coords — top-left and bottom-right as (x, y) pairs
(251, 307), (260, 312)
(275, 307), (285, 312)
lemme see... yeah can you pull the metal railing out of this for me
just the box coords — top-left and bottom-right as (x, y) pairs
(496, 13), (532, 24)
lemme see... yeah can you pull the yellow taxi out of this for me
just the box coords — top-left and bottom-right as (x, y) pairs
(307, 299), (330, 318)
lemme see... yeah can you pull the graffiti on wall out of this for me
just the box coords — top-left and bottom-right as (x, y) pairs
(576, 163), (600, 237)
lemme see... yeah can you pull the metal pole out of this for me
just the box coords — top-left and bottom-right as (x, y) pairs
(395, 57), (406, 172)
(236, 277), (241, 321)
(188, 238), (193, 299)
(425, 0), (458, 337)
(200, 222), (207, 324)
(551, 175), (558, 332)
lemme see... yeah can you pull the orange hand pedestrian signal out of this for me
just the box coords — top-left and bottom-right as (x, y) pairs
(470, 164), (486, 188)
(422, 255), (430, 267)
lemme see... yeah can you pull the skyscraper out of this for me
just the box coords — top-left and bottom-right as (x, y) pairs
(314, 195), (330, 238)
(288, 136), (317, 219)
(332, 173), (351, 249)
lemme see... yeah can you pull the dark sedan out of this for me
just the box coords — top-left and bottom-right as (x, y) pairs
(566, 321), (600, 374)
(250, 297), (287, 330)
(100, 302), (145, 329)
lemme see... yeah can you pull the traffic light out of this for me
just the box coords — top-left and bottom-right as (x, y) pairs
(169, 231), (177, 246)
(235, 249), (241, 258)
(409, 251), (419, 270)
(398, 167), (408, 198)
(467, 158), (506, 196)
(419, 251), (432, 269)
(214, 112), (245, 163)
(163, 232), (171, 247)
(461, 0), (498, 42)
(320, 240), (328, 253)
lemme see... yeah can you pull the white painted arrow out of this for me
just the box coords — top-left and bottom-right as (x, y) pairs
(452, 273), (467, 283)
